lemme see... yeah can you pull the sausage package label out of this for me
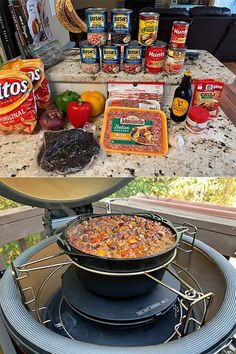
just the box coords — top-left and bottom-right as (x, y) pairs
(101, 107), (168, 156)
(110, 117), (154, 145)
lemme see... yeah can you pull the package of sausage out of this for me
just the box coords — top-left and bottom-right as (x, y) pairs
(101, 106), (168, 156)
(7, 59), (52, 110)
(191, 80), (224, 118)
(0, 69), (37, 134)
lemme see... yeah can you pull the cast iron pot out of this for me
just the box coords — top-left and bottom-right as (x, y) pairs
(57, 212), (190, 298)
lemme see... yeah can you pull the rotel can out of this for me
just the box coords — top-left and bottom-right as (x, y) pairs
(145, 41), (167, 74)
(170, 21), (190, 48)
(165, 45), (187, 74)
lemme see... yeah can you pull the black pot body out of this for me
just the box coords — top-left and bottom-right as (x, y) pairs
(75, 266), (166, 298)
(58, 212), (180, 273)
(58, 213), (181, 297)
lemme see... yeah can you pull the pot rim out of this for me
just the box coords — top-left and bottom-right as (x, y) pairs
(58, 212), (187, 262)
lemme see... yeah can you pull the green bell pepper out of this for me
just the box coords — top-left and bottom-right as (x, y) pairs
(56, 90), (80, 114)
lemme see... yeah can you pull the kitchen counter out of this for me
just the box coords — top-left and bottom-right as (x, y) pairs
(0, 107), (235, 177)
(46, 50), (235, 85)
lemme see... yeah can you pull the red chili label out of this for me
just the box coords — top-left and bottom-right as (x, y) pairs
(145, 46), (166, 73)
(171, 23), (189, 47)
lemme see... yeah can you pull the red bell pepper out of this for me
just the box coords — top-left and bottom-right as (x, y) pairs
(67, 100), (92, 128)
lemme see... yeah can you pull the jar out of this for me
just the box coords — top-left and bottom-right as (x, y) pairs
(80, 41), (100, 74)
(111, 8), (133, 45)
(102, 43), (121, 74)
(145, 40), (167, 74)
(165, 45), (187, 74)
(138, 12), (160, 46)
(123, 41), (142, 74)
(186, 106), (210, 134)
(85, 8), (108, 46)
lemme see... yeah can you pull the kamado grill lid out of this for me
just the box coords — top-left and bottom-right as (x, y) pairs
(0, 178), (131, 209)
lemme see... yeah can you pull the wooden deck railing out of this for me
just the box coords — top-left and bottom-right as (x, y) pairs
(0, 199), (235, 269)
(0, 206), (45, 268)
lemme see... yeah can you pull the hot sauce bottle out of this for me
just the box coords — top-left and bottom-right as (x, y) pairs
(170, 71), (192, 123)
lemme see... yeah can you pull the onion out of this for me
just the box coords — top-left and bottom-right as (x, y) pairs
(39, 106), (65, 131)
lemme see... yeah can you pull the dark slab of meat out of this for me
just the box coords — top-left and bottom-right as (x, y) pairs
(37, 129), (100, 174)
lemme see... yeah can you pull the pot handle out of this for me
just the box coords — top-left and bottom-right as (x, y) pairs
(176, 222), (198, 252)
(135, 212), (164, 222)
(57, 234), (72, 253)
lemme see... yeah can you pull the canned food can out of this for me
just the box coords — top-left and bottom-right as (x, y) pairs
(123, 41), (142, 74)
(80, 41), (100, 74)
(102, 43), (121, 74)
(165, 45), (187, 74)
(170, 21), (190, 48)
(85, 8), (108, 46)
(111, 8), (133, 45)
(145, 41), (167, 74)
(138, 12), (160, 46)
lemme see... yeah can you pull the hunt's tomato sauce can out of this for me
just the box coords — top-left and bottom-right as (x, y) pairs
(170, 21), (190, 48)
(145, 41), (167, 74)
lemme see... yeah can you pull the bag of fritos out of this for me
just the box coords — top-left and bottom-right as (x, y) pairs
(0, 69), (37, 134)
(9, 59), (52, 110)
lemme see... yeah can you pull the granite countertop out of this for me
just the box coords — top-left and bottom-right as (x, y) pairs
(46, 50), (235, 85)
(0, 108), (235, 177)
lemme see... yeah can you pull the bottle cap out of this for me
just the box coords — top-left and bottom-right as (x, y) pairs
(189, 106), (210, 123)
(184, 70), (192, 77)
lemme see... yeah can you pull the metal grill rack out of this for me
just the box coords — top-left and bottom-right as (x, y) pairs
(11, 224), (214, 342)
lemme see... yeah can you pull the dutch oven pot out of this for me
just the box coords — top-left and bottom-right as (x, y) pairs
(57, 213), (190, 298)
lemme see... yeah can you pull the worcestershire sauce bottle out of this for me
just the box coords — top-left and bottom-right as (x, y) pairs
(170, 71), (192, 123)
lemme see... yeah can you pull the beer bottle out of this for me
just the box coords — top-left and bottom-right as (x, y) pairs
(170, 71), (192, 123)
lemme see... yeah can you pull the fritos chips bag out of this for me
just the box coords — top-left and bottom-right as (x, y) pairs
(9, 59), (52, 110)
(0, 69), (37, 134)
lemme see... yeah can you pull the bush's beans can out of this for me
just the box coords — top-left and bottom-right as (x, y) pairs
(165, 45), (187, 74)
(138, 12), (160, 46)
(145, 41), (167, 74)
(111, 8), (133, 45)
(170, 21), (190, 48)
(102, 43), (121, 74)
(123, 41), (142, 74)
(80, 40), (100, 74)
(85, 8), (108, 46)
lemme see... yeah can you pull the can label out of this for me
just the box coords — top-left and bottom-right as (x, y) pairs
(172, 98), (189, 117)
(145, 45), (166, 73)
(124, 47), (142, 64)
(138, 18), (159, 45)
(86, 11), (107, 33)
(102, 47), (120, 64)
(111, 13), (132, 33)
(80, 46), (99, 64)
(170, 22), (189, 47)
(165, 47), (186, 74)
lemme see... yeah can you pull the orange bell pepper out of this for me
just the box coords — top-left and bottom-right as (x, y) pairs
(81, 91), (105, 117)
